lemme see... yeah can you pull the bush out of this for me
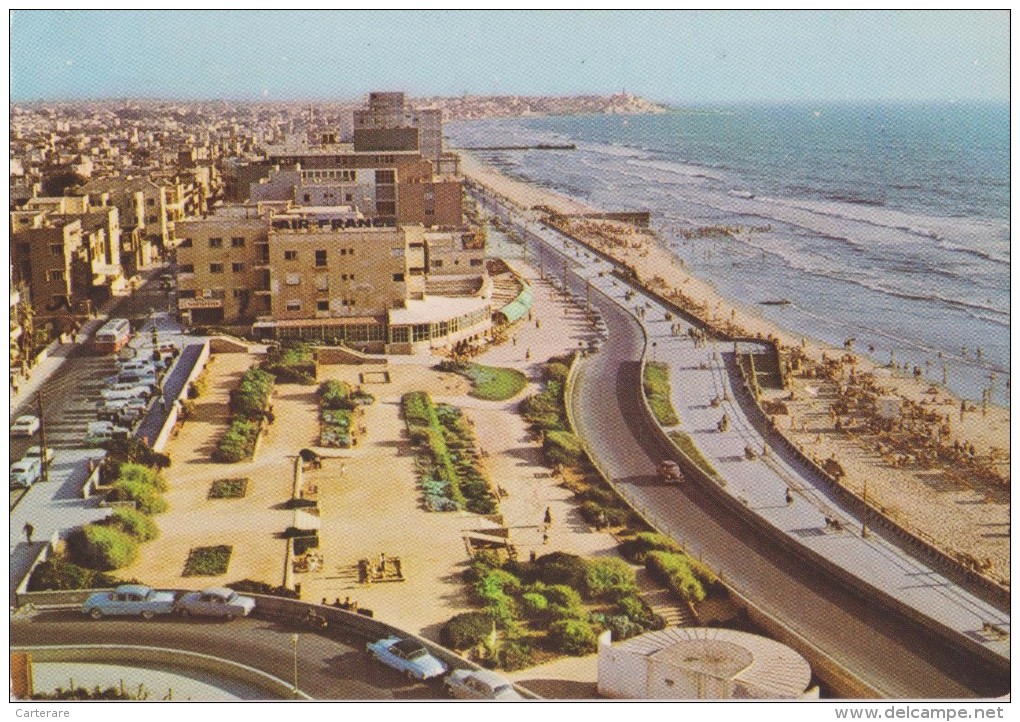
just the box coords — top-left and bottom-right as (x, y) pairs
(112, 479), (168, 515)
(320, 380), (356, 410)
(497, 640), (535, 672)
(645, 551), (715, 603)
(476, 568), (523, 602)
(520, 591), (549, 619)
(101, 438), (171, 469)
(69, 525), (139, 571)
(543, 430), (584, 468)
(549, 619), (598, 656)
(442, 611), (494, 650)
(26, 558), (131, 591)
(232, 367), (274, 419)
(535, 552), (588, 589)
(643, 362), (680, 426)
(545, 362), (570, 386)
(603, 614), (646, 641)
(103, 508), (159, 542)
(619, 532), (683, 563)
(215, 418), (259, 463)
(583, 557), (637, 600)
(209, 477), (249, 499)
(227, 579), (298, 599)
(117, 463), (168, 492)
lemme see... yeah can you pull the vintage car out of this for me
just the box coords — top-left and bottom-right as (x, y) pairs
(366, 636), (447, 681)
(82, 584), (176, 620)
(10, 457), (42, 488)
(175, 587), (256, 620)
(11, 415), (41, 437)
(445, 669), (522, 700)
(658, 460), (683, 483)
(85, 420), (131, 445)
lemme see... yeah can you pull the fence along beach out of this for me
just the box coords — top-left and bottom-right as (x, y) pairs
(460, 150), (1010, 588)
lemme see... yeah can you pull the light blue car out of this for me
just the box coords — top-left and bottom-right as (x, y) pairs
(82, 584), (176, 620)
(367, 636), (448, 681)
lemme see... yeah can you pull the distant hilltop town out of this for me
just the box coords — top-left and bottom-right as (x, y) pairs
(414, 92), (669, 120)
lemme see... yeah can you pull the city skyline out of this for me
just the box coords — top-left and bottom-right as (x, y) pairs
(10, 10), (1010, 104)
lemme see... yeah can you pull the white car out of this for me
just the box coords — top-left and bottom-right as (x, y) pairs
(11, 415), (41, 437)
(119, 360), (158, 375)
(24, 445), (54, 466)
(445, 669), (522, 700)
(102, 386), (152, 402)
(10, 457), (42, 488)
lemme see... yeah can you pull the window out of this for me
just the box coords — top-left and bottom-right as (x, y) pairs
(45, 269), (65, 282)
(285, 273), (300, 286)
(470, 258), (484, 267)
(209, 237), (223, 249)
(49, 243), (63, 256)
(375, 170), (395, 184)
(232, 289), (247, 299)
(284, 250), (298, 261)
(210, 289), (226, 299)
(178, 238), (193, 248)
(17, 243), (30, 255)
(232, 263), (245, 273)
(231, 237), (245, 248)
(315, 249), (327, 267)
(146, 198), (155, 206)
(392, 273), (405, 282)
(179, 290), (196, 299)
(286, 300), (301, 311)
(148, 215), (158, 224)
(345, 193), (353, 202)
(339, 248), (347, 256)
(210, 263), (224, 273)
(432, 260), (443, 268)
(303, 194), (311, 203)
(317, 300), (329, 311)
(179, 264), (195, 273)
(315, 276), (329, 291)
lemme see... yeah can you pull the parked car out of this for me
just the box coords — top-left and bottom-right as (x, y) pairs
(119, 359), (159, 375)
(10, 457), (42, 488)
(175, 587), (256, 620)
(11, 415), (40, 437)
(85, 420), (130, 445)
(82, 584), (176, 620)
(24, 445), (54, 467)
(106, 371), (158, 389)
(367, 636), (447, 681)
(102, 385), (153, 402)
(445, 669), (522, 700)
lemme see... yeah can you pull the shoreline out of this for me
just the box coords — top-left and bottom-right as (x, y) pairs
(461, 150), (1010, 586)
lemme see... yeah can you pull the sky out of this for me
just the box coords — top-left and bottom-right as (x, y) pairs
(9, 10), (1010, 103)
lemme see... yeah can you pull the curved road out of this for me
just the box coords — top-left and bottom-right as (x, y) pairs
(11, 608), (445, 700)
(518, 213), (1009, 698)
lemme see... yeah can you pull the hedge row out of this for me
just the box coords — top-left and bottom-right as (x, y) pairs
(264, 342), (316, 385)
(216, 366), (275, 462)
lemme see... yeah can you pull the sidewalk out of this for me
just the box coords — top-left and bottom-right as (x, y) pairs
(485, 193), (1011, 667)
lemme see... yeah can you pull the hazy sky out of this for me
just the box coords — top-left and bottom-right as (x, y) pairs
(10, 10), (1009, 103)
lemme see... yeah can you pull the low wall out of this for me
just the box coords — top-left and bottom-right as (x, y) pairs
(13, 531), (61, 600)
(314, 345), (389, 366)
(153, 340), (210, 453)
(15, 645), (307, 700)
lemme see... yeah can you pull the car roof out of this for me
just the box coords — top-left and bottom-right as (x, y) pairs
(200, 586), (234, 597)
(392, 638), (427, 655)
(11, 459), (36, 469)
(14, 415), (38, 423)
(115, 584), (152, 595)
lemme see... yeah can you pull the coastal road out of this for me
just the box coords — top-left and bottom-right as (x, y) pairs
(11, 608), (445, 700)
(504, 203), (1009, 698)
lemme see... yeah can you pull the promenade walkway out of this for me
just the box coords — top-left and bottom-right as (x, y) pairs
(478, 192), (1010, 668)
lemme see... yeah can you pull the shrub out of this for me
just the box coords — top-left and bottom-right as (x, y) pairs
(476, 568), (523, 601)
(117, 462), (168, 492)
(549, 619), (598, 656)
(442, 611), (494, 650)
(520, 592), (549, 619)
(103, 508), (159, 542)
(497, 640), (535, 672)
(583, 557), (637, 600)
(619, 532), (683, 563)
(215, 418), (259, 463)
(69, 525), (139, 571)
(26, 558), (131, 591)
(643, 362), (680, 426)
(112, 479), (168, 515)
(645, 551), (715, 603)
(183, 545), (232, 576)
(101, 438), (171, 469)
(209, 477), (249, 499)
(535, 552), (588, 589)
(232, 367), (274, 419)
(320, 380), (355, 410)
(544, 362), (570, 386)
(227, 579), (298, 599)
(603, 614), (646, 641)
(543, 430), (584, 468)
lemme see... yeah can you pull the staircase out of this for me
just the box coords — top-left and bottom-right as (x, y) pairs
(636, 568), (694, 627)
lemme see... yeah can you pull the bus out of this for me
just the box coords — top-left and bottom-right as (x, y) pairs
(93, 317), (131, 354)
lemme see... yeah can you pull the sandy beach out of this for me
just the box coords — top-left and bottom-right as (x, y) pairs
(461, 151), (1010, 587)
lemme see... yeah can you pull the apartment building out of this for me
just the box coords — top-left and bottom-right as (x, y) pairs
(175, 205), (489, 351)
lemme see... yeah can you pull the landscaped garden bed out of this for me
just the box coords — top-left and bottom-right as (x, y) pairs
(643, 361), (680, 426)
(208, 477), (249, 499)
(438, 360), (529, 401)
(215, 366), (274, 462)
(402, 391), (497, 514)
(183, 545), (233, 576)
(318, 380), (373, 448)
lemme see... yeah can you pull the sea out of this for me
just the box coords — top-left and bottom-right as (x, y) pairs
(446, 102), (1010, 406)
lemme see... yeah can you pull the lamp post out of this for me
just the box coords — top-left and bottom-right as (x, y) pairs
(861, 477), (869, 538)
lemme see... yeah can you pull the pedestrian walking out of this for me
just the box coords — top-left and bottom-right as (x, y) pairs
(23, 522), (34, 545)
(542, 530), (549, 545)
(786, 488), (794, 506)
(544, 507), (553, 526)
